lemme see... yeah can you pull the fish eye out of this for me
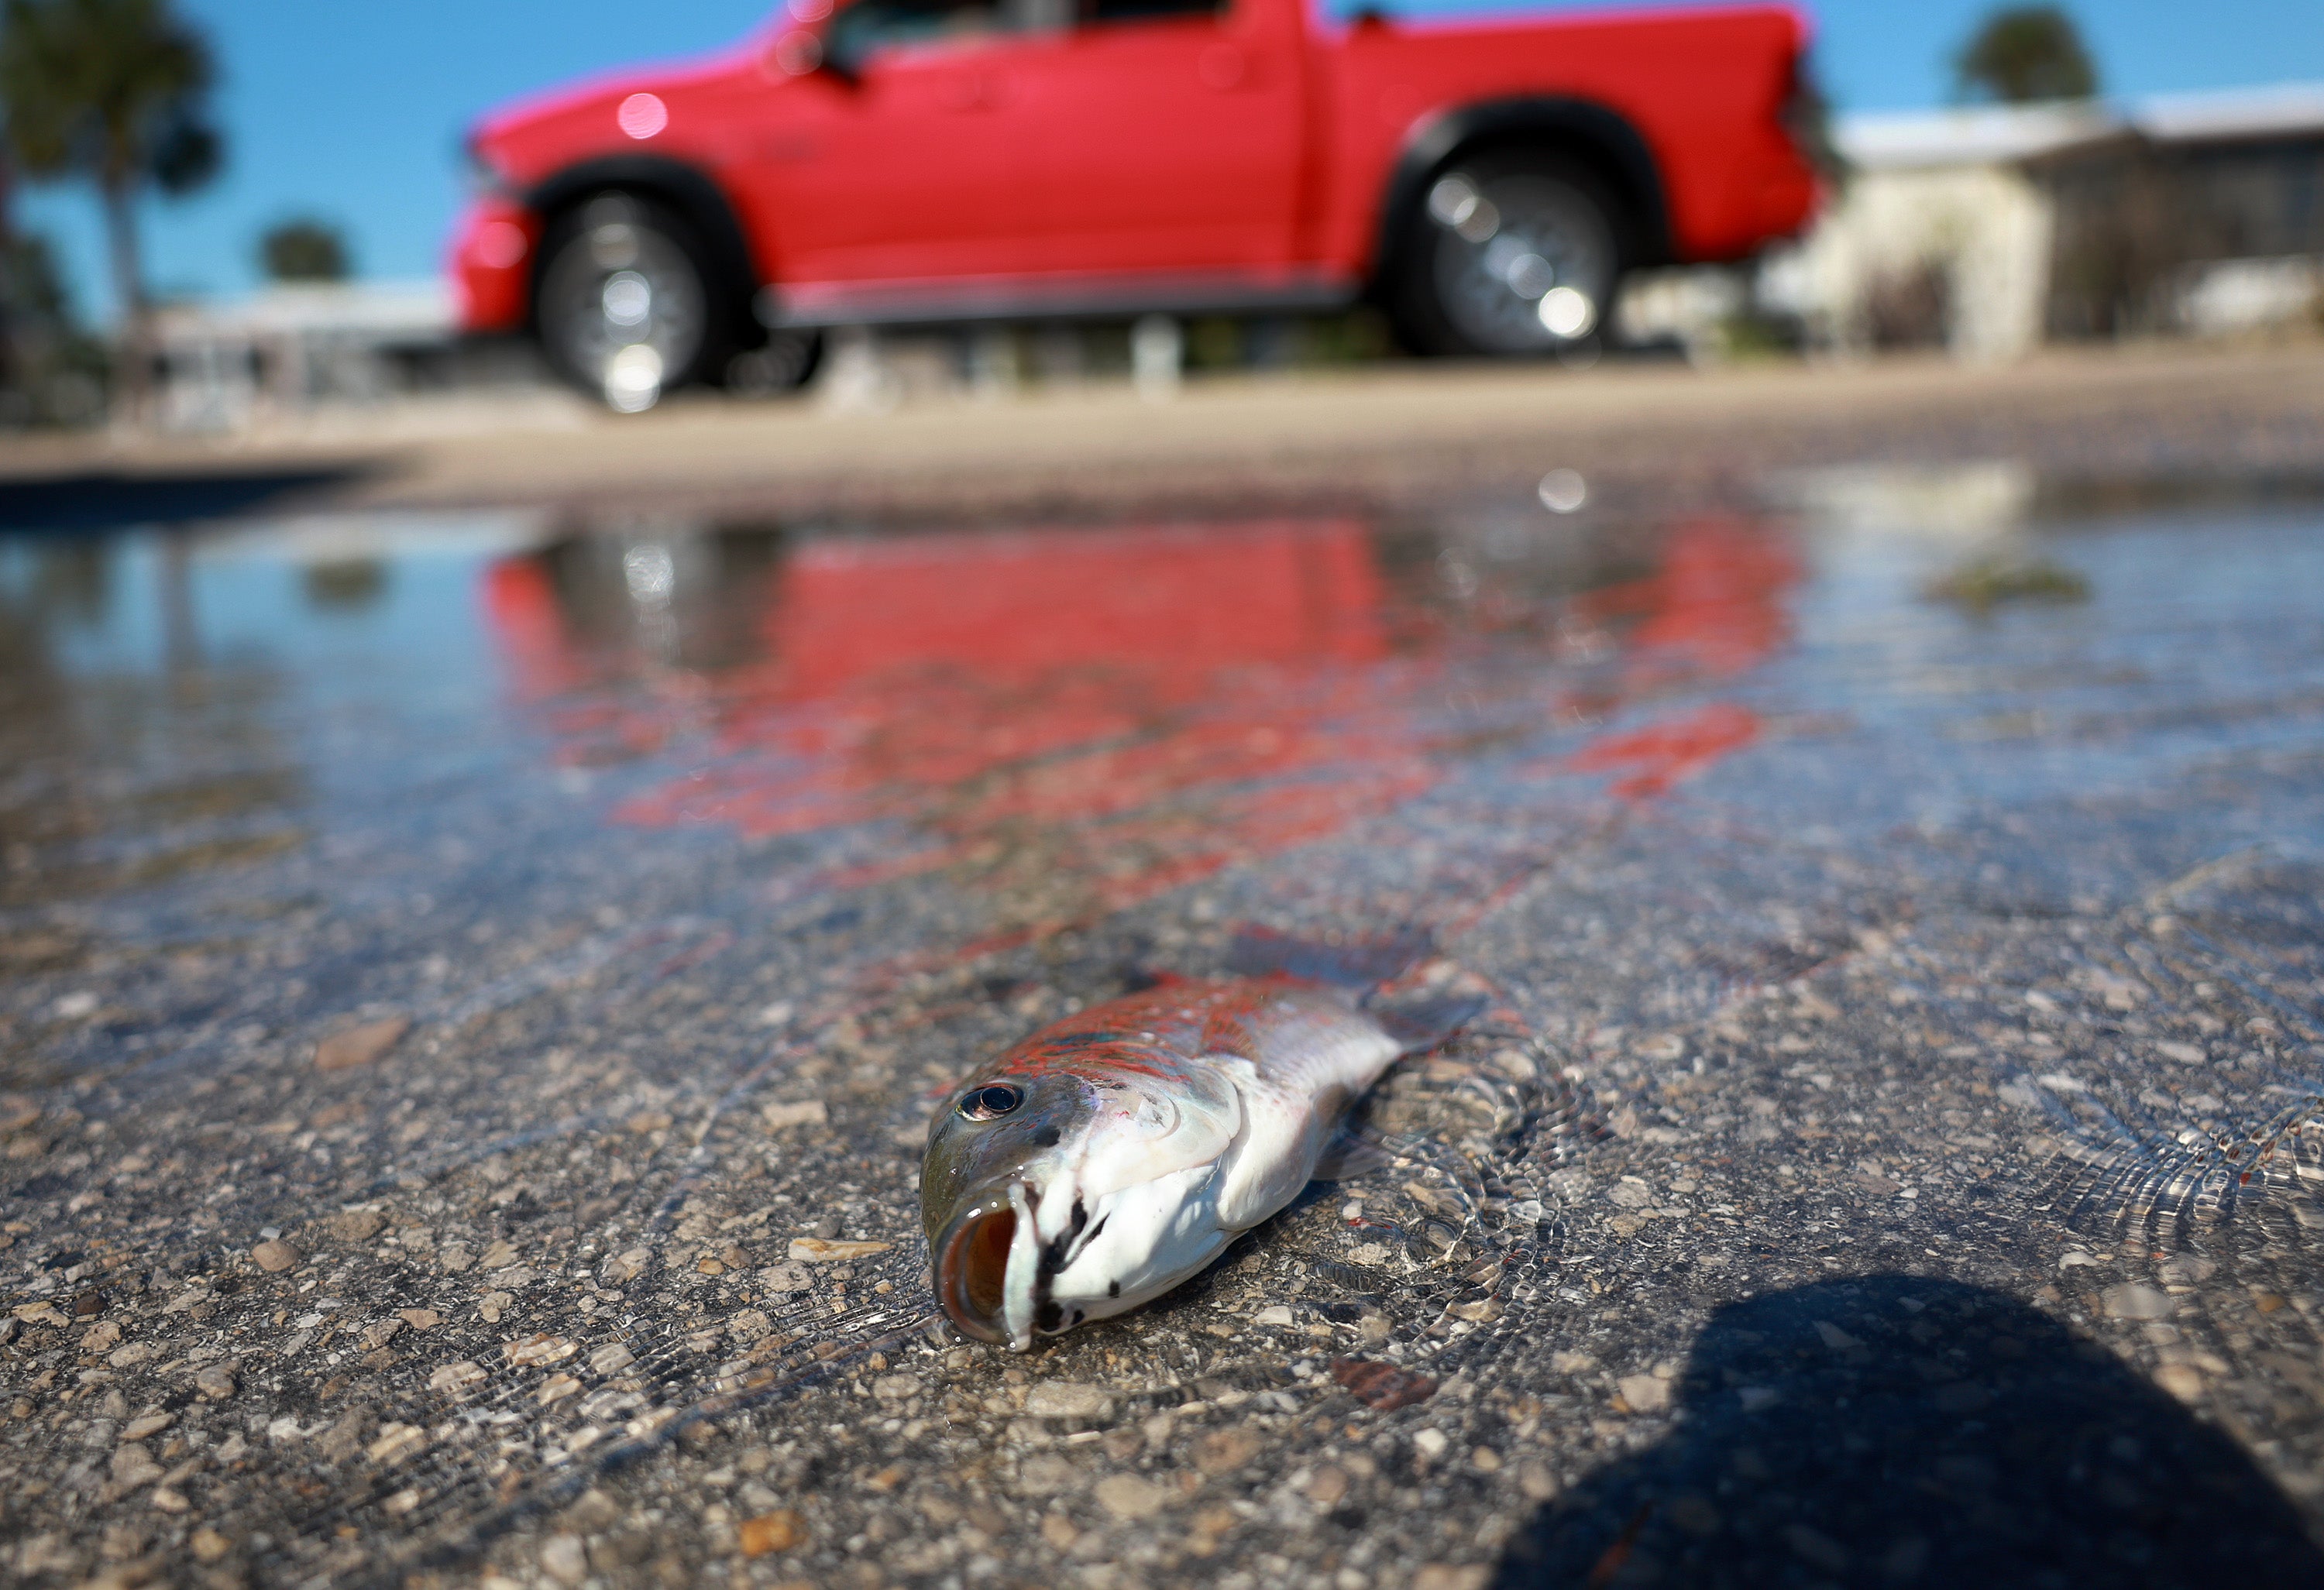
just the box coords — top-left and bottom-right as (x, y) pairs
(957, 1083), (1023, 1122)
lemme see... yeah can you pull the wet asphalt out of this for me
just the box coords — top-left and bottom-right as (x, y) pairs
(4, 461), (2324, 1590)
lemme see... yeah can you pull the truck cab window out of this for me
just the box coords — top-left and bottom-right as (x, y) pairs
(826, 0), (1009, 64)
(1081, 0), (1222, 24)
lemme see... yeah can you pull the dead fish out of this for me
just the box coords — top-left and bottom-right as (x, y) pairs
(921, 932), (1481, 1350)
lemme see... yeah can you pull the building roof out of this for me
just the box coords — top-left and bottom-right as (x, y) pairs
(1837, 102), (2119, 170)
(153, 281), (455, 344)
(1838, 80), (2324, 171)
(2133, 81), (2324, 144)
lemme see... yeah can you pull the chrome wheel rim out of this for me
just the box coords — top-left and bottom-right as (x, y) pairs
(541, 197), (706, 410)
(1427, 170), (1614, 354)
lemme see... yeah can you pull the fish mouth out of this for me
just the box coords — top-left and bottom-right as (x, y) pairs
(933, 1191), (1020, 1347)
(934, 1180), (1098, 1350)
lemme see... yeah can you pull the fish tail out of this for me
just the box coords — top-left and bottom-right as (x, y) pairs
(1367, 988), (1488, 1054)
(1226, 925), (1436, 990)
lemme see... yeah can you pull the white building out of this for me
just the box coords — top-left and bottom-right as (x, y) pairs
(149, 280), (545, 434)
(1765, 81), (2324, 361)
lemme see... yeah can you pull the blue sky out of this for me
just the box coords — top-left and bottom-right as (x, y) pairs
(14, 0), (2324, 323)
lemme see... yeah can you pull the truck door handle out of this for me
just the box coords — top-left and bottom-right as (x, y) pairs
(1198, 44), (1246, 91)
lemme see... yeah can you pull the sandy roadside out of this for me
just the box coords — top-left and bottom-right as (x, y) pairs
(4, 339), (2322, 526)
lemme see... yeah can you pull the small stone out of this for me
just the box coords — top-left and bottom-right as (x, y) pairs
(250, 1239), (302, 1273)
(72, 1288), (103, 1317)
(2154, 1363), (2207, 1402)
(505, 1332), (576, 1368)
(397, 1307), (442, 1331)
(368, 1422), (428, 1466)
(1305, 1465), (1350, 1506)
(2104, 1283), (2174, 1321)
(758, 1262), (811, 1293)
(1330, 1358), (1437, 1412)
(109, 1444), (163, 1487)
(80, 1320), (122, 1353)
(315, 1015), (411, 1072)
(1194, 1429), (1263, 1475)
(788, 1237), (892, 1262)
(107, 1341), (157, 1368)
(2157, 1255), (2216, 1288)
(603, 1247), (652, 1283)
(1516, 1461), (1560, 1501)
(191, 1528), (232, 1564)
(1253, 1305), (1295, 1327)
(761, 1100), (828, 1130)
(538, 1373), (583, 1406)
(1813, 1320), (1862, 1351)
(1016, 1452), (1079, 1496)
(871, 1374), (920, 1404)
(1411, 1429), (1450, 1460)
(359, 1319), (405, 1350)
(1023, 1382), (1113, 1420)
(1348, 1242), (1394, 1266)
(1607, 1183), (1651, 1209)
(479, 1238), (521, 1271)
(1094, 1473), (1171, 1521)
(194, 1364), (237, 1400)
(438, 1242), (475, 1273)
(148, 1486), (190, 1513)
(1412, 1568), (1489, 1590)
(478, 1291), (514, 1324)
(1040, 1513), (1081, 1550)
(429, 1360), (486, 1393)
(541, 1533), (588, 1586)
(738, 1509), (806, 1556)
(590, 1343), (637, 1375)
(1617, 1375), (1672, 1414)
(120, 1411), (172, 1441)
(327, 1209), (386, 1244)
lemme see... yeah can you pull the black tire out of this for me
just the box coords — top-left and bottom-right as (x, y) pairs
(535, 192), (736, 410)
(1392, 152), (1624, 359)
(724, 331), (823, 397)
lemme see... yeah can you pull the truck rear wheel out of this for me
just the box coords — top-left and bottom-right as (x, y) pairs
(1397, 153), (1621, 358)
(536, 193), (730, 411)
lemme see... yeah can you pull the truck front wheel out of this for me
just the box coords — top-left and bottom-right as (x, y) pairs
(536, 193), (728, 411)
(1397, 153), (1621, 358)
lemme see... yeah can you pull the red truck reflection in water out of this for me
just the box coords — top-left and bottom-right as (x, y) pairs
(483, 514), (1796, 926)
(450, 0), (1821, 402)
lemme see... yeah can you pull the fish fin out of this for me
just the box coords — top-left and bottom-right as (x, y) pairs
(1226, 925), (1435, 990)
(1313, 1123), (1393, 1183)
(1366, 989), (1488, 1055)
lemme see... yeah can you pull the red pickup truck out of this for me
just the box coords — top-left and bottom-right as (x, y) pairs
(449, 0), (1818, 404)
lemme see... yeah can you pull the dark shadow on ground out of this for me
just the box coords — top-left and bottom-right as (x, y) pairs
(1495, 1276), (2324, 1589)
(0, 465), (366, 533)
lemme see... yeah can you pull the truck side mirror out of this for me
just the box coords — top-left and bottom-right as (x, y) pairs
(770, 26), (862, 87)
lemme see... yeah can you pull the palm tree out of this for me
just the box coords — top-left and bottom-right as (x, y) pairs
(1954, 6), (2099, 105)
(0, 0), (222, 419)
